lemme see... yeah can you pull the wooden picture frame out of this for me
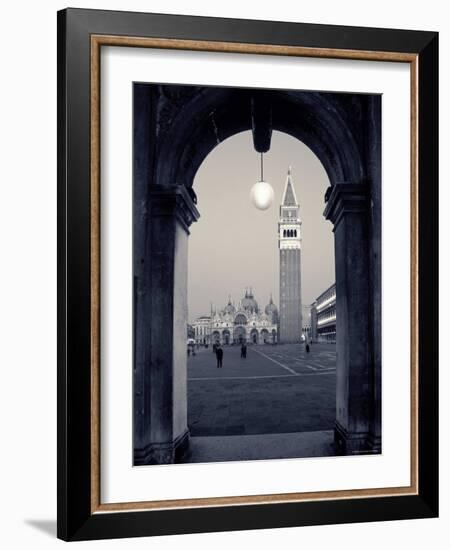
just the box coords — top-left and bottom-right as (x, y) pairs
(57, 7), (438, 541)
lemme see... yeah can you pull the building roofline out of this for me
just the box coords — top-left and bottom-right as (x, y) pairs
(315, 282), (336, 302)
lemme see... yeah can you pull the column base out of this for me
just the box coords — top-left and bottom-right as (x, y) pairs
(367, 432), (382, 454)
(134, 429), (190, 466)
(334, 422), (380, 456)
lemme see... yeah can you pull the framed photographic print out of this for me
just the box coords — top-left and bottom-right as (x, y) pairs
(57, 8), (438, 541)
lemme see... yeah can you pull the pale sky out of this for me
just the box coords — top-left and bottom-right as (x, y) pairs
(188, 130), (335, 322)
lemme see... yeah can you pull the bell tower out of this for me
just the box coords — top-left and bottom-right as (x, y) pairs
(278, 167), (302, 343)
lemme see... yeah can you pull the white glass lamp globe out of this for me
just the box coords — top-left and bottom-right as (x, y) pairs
(250, 180), (274, 210)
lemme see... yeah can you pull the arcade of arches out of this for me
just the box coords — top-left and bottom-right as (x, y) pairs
(133, 83), (382, 465)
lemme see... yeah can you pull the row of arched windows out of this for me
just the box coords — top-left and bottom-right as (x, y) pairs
(283, 229), (297, 238)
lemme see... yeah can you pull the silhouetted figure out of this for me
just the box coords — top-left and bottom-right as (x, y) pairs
(240, 342), (247, 359)
(306, 343), (310, 353)
(216, 345), (224, 368)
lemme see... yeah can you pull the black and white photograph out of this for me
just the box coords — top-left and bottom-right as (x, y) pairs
(0, 0), (443, 547)
(133, 83), (382, 465)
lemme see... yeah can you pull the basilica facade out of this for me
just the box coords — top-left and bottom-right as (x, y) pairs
(192, 290), (279, 345)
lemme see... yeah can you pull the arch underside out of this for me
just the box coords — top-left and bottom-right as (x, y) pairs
(154, 86), (373, 191)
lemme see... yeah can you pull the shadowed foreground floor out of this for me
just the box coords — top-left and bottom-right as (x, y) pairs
(187, 430), (335, 463)
(187, 343), (336, 437)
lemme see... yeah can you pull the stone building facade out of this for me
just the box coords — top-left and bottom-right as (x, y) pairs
(191, 315), (211, 344)
(311, 283), (336, 343)
(193, 290), (278, 345)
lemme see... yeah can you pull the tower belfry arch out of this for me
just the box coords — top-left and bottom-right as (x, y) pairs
(133, 83), (381, 464)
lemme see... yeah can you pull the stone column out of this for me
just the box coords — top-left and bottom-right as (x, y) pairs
(134, 185), (199, 465)
(324, 183), (374, 455)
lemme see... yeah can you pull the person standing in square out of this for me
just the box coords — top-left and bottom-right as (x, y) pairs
(216, 344), (224, 368)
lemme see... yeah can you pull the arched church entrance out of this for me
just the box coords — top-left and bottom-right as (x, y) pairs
(233, 326), (246, 344)
(133, 84), (381, 465)
(222, 329), (231, 345)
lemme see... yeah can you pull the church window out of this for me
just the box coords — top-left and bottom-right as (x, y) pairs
(235, 314), (247, 325)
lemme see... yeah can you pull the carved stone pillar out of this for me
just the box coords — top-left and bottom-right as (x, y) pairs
(134, 185), (199, 465)
(324, 183), (374, 454)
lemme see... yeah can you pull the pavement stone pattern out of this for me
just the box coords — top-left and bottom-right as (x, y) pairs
(187, 343), (336, 437)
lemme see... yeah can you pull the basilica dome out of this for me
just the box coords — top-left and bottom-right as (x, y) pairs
(241, 289), (259, 312)
(265, 295), (279, 323)
(223, 297), (236, 315)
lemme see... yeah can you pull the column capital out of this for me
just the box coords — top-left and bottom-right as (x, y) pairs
(323, 183), (369, 228)
(150, 185), (200, 233)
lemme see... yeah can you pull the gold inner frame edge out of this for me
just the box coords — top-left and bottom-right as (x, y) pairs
(89, 34), (419, 514)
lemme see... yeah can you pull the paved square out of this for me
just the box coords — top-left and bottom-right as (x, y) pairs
(187, 343), (336, 436)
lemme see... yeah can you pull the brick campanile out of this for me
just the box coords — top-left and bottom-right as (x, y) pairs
(278, 167), (302, 343)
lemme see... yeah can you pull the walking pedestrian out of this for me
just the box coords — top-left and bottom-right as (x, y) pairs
(306, 343), (310, 353)
(215, 344), (224, 368)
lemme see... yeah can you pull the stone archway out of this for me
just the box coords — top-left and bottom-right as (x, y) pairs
(222, 329), (231, 345)
(133, 83), (381, 464)
(233, 326), (246, 344)
(234, 313), (248, 326)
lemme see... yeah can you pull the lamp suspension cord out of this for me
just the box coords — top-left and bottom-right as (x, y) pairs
(260, 152), (264, 181)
